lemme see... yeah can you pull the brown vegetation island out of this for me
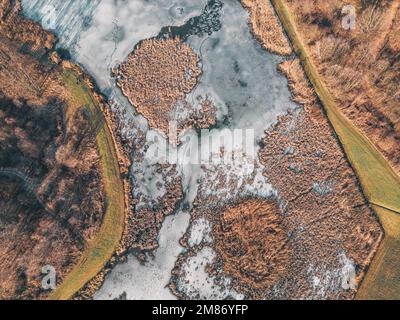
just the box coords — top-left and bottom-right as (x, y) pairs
(115, 37), (217, 137)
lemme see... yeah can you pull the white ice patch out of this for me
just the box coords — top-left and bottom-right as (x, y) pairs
(176, 246), (244, 300)
(94, 210), (190, 300)
(187, 0), (297, 141)
(312, 181), (334, 196)
(307, 252), (357, 299)
(243, 163), (277, 198)
(188, 218), (213, 247)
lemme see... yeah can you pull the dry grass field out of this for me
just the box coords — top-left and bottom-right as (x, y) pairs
(270, 0), (400, 299)
(0, 0), (126, 299)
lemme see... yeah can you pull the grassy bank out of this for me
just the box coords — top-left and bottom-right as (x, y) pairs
(357, 206), (400, 299)
(271, 0), (400, 299)
(48, 69), (125, 300)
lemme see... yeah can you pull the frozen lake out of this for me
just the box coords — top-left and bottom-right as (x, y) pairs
(22, 0), (297, 300)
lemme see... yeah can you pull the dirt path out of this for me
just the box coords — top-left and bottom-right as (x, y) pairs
(48, 69), (125, 300)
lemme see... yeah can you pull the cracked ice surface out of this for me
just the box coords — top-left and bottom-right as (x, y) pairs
(23, 0), (207, 89)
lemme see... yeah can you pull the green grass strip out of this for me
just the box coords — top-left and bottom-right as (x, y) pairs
(48, 69), (125, 300)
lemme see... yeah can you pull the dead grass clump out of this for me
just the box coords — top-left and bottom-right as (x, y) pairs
(214, 198), (291, 293)
(315, 36), (351, 65)
(240, 0), (292, 56)
(116, 37), (202, 135)
(358, 6), (384, 34)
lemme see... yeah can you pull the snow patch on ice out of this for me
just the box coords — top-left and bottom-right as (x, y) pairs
(94, 210), (190, 300)
(176, 247), (244, 300)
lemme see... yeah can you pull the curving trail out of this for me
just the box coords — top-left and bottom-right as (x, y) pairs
(271, 0), (400, 299)
(48, 69), (125, 300)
